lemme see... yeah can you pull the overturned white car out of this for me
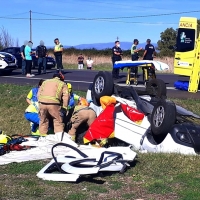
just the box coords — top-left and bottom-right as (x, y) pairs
(73, 71), (200, 155)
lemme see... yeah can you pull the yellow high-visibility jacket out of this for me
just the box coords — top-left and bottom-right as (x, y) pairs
(38, 77), (69, 108)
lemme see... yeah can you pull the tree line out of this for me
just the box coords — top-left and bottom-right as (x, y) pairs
(0, 27), (17, 49)
(47, 47), (145, 58)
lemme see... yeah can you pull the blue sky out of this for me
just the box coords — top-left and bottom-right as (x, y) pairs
(1, 0), (200, 47)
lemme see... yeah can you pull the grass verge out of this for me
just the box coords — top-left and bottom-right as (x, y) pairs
(0, 84), (200, 199)
(63, 63), (112, 71)
(1, 154), (200, 200)
(63, 63), (171, 74)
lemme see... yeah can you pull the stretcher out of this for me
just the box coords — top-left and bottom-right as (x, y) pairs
(114, 60), (169, 85)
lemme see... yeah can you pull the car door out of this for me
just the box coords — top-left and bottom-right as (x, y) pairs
(13, 48), (22, 67)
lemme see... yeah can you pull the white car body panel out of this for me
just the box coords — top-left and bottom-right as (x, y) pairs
(0, 52), (17, 71)
(114, 104), (150, 150)
(37, 146), (137, 182)
(141, 134), (196, 155)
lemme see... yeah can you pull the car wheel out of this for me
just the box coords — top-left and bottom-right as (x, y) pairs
(146, 79), (167, 98)
(151, 100), (176, 136)
(92, 71), (114, 101)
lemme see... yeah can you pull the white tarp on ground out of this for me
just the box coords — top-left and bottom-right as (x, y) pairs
(0, 134), (137, 166)
(0, 134), (88, 165)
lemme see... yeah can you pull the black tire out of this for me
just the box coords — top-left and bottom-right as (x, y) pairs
(92, 71), (114, 101)
(146, 79), (167, 98)
(151, 100), (176, 136)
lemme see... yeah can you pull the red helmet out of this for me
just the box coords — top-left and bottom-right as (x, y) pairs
(53, 72), (65, 81)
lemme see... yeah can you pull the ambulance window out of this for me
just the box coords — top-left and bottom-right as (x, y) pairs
(176, 28), (195, 52)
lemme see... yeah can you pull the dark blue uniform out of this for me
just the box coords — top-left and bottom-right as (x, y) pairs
(143, 43), (156, 80)
(112, 46), (122, 79)
(143, 44), (155, 60)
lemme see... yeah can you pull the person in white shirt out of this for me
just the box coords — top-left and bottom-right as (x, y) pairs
(86, 57), (94, 70)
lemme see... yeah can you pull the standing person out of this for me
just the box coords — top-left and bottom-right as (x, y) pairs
(54, 38), (64, 73)
(142, 39), (157, 80)
(130, 39), (143, 78)
(36, 40), (47, 74)
(25, 41), (35, 77)
(77, 54), (84, 69)
(131, 39), (142, 61)
(142, 39), (156, 60)
(20, 40), (28, 75)
(111, 41), (123, 79)
(86, 57), (94, 70)
(38, 73), (69, 135)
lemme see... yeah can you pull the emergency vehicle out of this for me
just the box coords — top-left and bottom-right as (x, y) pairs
(174, 17), (200, 93)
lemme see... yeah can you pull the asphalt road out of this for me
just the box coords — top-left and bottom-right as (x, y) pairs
(0, 69), (200, 99)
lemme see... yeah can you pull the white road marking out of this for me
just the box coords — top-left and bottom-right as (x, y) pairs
(1, 75), (199, 91)
(1, 75), (93, 84)
(117, 83), (177, 90)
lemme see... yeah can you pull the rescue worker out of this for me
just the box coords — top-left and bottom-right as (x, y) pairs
(142, 39), (156, 60)
(38, 73), (69, 135)
(68, 99), (96, 141)
(67, 83), (81, 110)
(24, 100), (54, 135)
(131, 39), (142, 61)
(36, 40), (47, 74)
(142, 39), (157, 81)
(25, 79), (44, 135)
(130, 39), (143, 80)
(26, 79), (44, 105)
(63, 82), (86, 130)
(24, 101), (41, 135)
(111, 41), (123, 79)
(54, 38), (64, 73)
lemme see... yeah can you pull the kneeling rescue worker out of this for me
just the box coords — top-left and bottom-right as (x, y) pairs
(68, 98), (97, 141)
(37, 73), (69, 135)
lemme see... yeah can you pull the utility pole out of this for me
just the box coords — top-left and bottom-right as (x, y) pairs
(30, 10), (32, 42)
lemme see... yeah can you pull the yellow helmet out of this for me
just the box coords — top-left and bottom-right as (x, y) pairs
(67, 83), (72, 93)
(0, 132), (11, 144)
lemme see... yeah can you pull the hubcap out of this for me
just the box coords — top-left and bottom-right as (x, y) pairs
(94, 76), (104, 94)
(150, 83), (158, 95)
(153, 106), (165, 127)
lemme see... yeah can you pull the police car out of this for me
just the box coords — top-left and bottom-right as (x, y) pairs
(0, 52), (17, 75)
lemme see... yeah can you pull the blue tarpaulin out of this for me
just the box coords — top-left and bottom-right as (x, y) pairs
(174, 80), (189, 91)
